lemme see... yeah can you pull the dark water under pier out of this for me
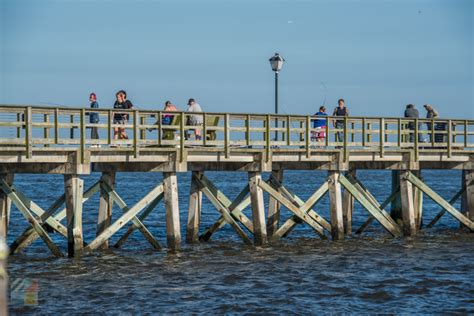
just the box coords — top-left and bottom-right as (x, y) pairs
(7, 170), (474, 314)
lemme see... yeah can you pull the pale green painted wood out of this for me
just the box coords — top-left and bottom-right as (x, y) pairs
(0, 180), (63, 257)
(338, 174), (402, 237)
(84, 183), (164, 252)
(405, 171), (474, 230)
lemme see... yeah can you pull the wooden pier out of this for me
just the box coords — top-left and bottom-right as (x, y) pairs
(0, 104), (473, 257)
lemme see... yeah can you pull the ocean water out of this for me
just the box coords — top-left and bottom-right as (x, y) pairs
(6, 170), (474, 314)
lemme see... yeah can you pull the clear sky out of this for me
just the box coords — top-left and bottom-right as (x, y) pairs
(0, 0), (472, 118)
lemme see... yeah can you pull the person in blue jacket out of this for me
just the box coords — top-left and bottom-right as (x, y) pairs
(88, 93), (100, 143)
(312, 106), (328, 145)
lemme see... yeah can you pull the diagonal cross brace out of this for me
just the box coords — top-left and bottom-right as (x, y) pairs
(338, 174), (402, 237)
(267, 176), (330, 240)
(0, 180), (63, 257)
(100, 182), (162, 250)
(10, 181), (100, 253)
(198, 174), (254, 242)
(404, 172), (474, 231)
(194, 175), (253, 245)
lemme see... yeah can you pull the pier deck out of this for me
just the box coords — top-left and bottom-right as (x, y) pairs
(0, 104), (473, 257)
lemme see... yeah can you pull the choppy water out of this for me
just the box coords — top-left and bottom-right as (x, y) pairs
(6, 170), (474, 314)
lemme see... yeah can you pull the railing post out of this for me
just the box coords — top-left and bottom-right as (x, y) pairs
(225, 114), (230, 158)
(180, 112), (185, 162)
(414, 118), (419, 161)
(265, 115), (270, 162)
(367, 122), (372, 143)
(379, 117), (384, 158)
(202, 113), (207, 146)
(133, 110), (139, 158)
(0, 236), (8, 315)
(397, 118), (401, 148)
(306, 116), (311, 158)
(70, 114), (74, 139)
(157, 111), (162, 146)
(246, 114), (251, 147)
(16, 113), (21, 138)
(80, 109), (86, 163)
(343, 117), (348, 161)
(54, 108), (59, 144)
(325, 116), (330, 147)
(431, 119), (435, 147)
(107, 110), (112, 145)
(25, 106), (32, 158)
(464, 120), (468, 148)
(362, 118), (366, 147)
(140, 116), (146, 140)
(447, 119), (452, 158)
(43, 113), (50, 147)
(286, 115), (291, 146)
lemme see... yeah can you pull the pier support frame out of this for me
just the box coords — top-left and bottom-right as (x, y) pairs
(342, 170), (355, 234)
(461, 170), (474, 222)
(164, 172), (181, 251)
(64, 174), (84, 257)
(0, 174), (13, 238)
(249, 172), (267, 246)
(97, 172), (115, 249)
(328, 171), (344, 240)
(267, 169), (283, 237)
(399, 171), (417, 236)
(186, 171), (202, 243)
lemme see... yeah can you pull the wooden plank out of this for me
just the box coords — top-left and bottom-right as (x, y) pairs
(399, 171), (417, 236)
(101, 182), (161, 250)
(197, 177), (253, 245)
(0, 237), (7, 316)
(225, 114), (230, 158)
(462, 170), (474, 222)
(186, 171), (202, 243)
(163, 172), (181, 250)
(0, 174), (13, 238)
(258, 179), (325, 237)
(25, 107), (32, 158)
(113, 194), (163, 249)
(0, 180), (63, 257)
(426, 186), (465, 228)
(133, 110), (139, 158)
(80, 109), (85, 163)
(355, 185), (400, 234)
(328, 171), (344, 240)
(97, 172), (115, 249)
(64, 175), (84, 257)
(339, 174), (402, 237)
(84, 183), (164, 252)
(342, 170), (355, 234)
(249, 172), (267, 246)
(405, 171), (474, 230)
(267, 170), (283, 237)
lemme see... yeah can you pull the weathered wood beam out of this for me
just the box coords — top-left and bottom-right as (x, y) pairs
(0, 237), (8, 316)
(249, 172), (267, 246)
(267, 170), (283, 237)
(258, 180), (325, 238)
(83, 183), (164, 252)
(461, 170), (474, 223)
(101, 182), (161, 250)
(10, 181), (99, 253)
(399, 171), (417, 236)
(97, 172), (115, 249)
(113, 194), (163, 249)
(342, 170), (355, 234)
(355, 185), (400, 234)
(0, 174), (13, 238)
(1, 180), (63, 257)
(197, 177), (252, 245)
(404, 171), (474, 231)
(339, 174), (402, 237)
(163, 172), (181, 250)
(328, 171), (344, 240)
(186, 171), (203, 243)
(426, 187), (465, 228)
(64, 174), (84, 257)
(198, 175), (253, 242)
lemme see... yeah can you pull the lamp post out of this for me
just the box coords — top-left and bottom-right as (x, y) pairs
(269, 53), (285, 141)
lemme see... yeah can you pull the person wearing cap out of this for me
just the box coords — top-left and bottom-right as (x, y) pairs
(312, 106), (328, 146)
(88, 93), (100, 145)
(186, 98), (203, 140)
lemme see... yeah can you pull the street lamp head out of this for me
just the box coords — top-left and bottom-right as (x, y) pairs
(269, 53), (285, 72)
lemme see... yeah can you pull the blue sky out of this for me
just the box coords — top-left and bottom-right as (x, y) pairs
(0, 0), (472, 117)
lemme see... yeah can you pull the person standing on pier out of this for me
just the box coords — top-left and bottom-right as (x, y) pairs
(113, 90), (134, 141)
(186, 98), (203, 140)
(88, 93), (100, 146)
(404, 104), (419, 143)
(332, 98), (349, 144)
(312, 106), (328, 146)
(424, 104), (439, 143)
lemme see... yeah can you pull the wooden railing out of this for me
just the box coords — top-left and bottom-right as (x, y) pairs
(0, 104), (473, 162)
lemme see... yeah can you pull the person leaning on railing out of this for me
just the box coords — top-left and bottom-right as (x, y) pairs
(404, 104), (419, 143)
(186, 98), (203, 140)
(332, 98), (349, 144)
(311, 106), (328, 146)
(113, 90), (134, 141)
(423, 104), (445, 144)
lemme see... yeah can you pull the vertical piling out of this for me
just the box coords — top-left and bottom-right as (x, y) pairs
(342, 170), (355, 234)
(0, 237), (8, 315)
(267, 169), (283, 237)
(186, 171), (202, 243)
(0, 174), (13, 239)
(163, 172), (181, 251)
(64, 174), (84, 257)
(412, 170), (423, 229)
(390, 170), (402, 225)
(97, 172), (115, 249)
(462, 170), (474, 222)
(249, 172), (267, 246)
(399, 171), (417, 236)
(328, 171), (344, 240)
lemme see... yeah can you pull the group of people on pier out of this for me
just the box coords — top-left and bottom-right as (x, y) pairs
(87, 91), (442, 146)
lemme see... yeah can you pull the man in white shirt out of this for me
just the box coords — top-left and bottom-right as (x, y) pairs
(187, 98), (203, 140)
